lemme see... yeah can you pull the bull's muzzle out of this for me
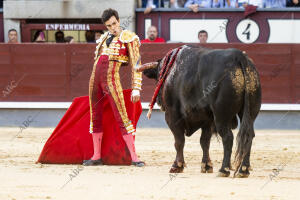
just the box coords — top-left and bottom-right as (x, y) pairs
(135, 62), (158, 72)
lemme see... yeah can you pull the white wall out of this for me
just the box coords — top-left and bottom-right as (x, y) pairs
(268, 20), (300, 43)
(170, 19), (228, 43)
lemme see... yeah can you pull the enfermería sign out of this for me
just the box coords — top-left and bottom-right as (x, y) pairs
(45, 24), (91, 31)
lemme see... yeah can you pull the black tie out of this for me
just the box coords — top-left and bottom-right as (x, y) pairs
(106, 34), (115, 47)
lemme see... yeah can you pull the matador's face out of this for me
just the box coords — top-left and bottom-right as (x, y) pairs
(104, 16), (121, 36)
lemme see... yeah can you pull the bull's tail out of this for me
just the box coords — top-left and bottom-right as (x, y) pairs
(234, 51), (255, 175)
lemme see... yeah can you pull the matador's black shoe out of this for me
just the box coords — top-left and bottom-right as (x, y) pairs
(83, 158), (103, 166)
(131, 161), (145, 167)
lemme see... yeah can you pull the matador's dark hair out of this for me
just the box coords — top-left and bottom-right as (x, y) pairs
(101, 8), (119, 23)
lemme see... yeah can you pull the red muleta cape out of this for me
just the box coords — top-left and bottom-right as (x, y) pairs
(37, 89), (142, 165)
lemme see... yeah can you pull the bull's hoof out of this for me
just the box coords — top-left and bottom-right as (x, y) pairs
(201, 162), (213, 173)
(234, 165), (250, 178)
(169, 161), (185, 173)
(217, 171), (230, 177)
(234, 172), (249, 178)
(169, 167), (184, 173)
(229, 163), (234, 171)
(217, 168), (230, 177)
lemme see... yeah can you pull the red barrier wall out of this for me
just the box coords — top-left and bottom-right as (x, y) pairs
(0, 43), (299, 103)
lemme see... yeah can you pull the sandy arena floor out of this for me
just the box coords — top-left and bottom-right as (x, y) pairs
(0, 127), (299, 200)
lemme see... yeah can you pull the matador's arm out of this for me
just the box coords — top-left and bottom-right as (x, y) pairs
(120, 30), (143, 91)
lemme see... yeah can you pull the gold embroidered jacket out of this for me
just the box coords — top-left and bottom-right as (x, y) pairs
(93, 30), (142, 90)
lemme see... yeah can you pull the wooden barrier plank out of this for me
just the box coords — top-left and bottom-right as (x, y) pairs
(0, 43), (299, 103)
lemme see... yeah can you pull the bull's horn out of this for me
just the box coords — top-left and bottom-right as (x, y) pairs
(136, 62), (158, 72)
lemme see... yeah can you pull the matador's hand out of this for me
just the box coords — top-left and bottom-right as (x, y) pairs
(131, 89), (140, 103)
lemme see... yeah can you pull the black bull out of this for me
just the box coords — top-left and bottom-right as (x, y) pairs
(138, 45), (261, 178)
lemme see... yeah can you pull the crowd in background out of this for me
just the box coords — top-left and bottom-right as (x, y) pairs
(7, 29), (105, 44)
(8, 25), (208, 44)
(5, 0), (300, 44)
(140, 0), (300, 10)
(2, 0), (300, 9)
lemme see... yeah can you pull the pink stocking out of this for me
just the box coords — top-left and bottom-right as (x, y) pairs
(123, 134), (139, 162)
(91, 132), (103, 160)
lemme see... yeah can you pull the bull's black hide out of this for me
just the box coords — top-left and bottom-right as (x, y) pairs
(142, 45), (261, 177)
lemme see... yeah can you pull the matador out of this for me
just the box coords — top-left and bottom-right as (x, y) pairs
(83, 8), (144, 167)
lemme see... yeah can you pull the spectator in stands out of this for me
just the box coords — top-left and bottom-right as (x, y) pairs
(225, 0), (238, 7)
(142, 0), (164, 8)
(65, 36), (75, 43)
(198, 30), (208, 43)
(141, 26), (166, 43)
(94, 30), (104, 42)
(286, 0), (300, 6)
(55, 31), (65, 43)
(7, 29), (18, 44)
(170, 0), (187, 8)
(143, 0), (164, 14)
(236, 0), (248, 7)
(33, 30), (46, 43)
(264, 0), (286, 7)
(185, 0), (212, 12)
(212, 0), (236, 8)
(238, 0), (264, 8)
(212, 0), (222, 7)
(85, 30), (95, 43)
(142, 0), (186, 13)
